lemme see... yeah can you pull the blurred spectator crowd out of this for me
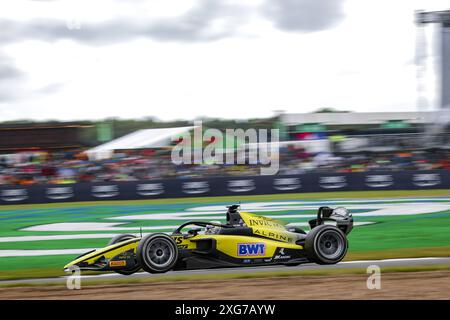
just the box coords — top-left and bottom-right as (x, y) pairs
(0, 148), (449, 185)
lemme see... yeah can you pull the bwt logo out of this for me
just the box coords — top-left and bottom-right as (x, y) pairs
(237, 243), (265, 256)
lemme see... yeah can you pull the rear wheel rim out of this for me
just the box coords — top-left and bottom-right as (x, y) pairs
(316, 230), (345, 260)
(146, 238), (174, 268)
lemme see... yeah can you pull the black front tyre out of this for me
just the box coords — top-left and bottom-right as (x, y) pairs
(305, 225), (348, 265)
(107, 234), (141, 275)
(137, 233), (179, 274)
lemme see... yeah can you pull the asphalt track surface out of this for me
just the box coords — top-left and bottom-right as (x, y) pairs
(1, 257), (450, 286)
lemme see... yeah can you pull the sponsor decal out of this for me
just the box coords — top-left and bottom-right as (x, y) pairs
(227, 179), (255, 192)
(319, 176), (347, 189)
(116, 249), (135, 260)
(273, 248), (291, 260)
(253, 229), (294, 242)
(237, 243), (265, 256)
(365, 175), (393, 188)
(91, 185), (119, 198)
(182, 181), (209, 194)
(137, 183), (164, 196)
(173, 236), (184, 245)
(0, 189), (28, 202)
(412, 174), (440, 187)
(46, 187), (74, 200)
(248, 218), (284, 229)
(273, 178), (301, 191)
(173, 236), (188, 249)
(109, 260), (127, 267)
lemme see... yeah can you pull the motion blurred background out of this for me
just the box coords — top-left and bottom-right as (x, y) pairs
(0, 109), (449, 185)
(0, 1), (449, 186)
(0, 1), (449, 294)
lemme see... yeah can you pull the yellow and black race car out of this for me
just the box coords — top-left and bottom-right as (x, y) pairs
(64, 205), (353, 275)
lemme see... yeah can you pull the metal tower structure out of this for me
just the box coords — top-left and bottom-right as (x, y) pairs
(416, 10), (450, 110)
(415, 10), (450, 147)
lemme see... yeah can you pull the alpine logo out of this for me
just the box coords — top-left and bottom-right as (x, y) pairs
(237, 243), (265, 256)
(274, 247), (291, 260)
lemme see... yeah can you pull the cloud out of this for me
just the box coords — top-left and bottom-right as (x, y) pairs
(0, 51), (63, 103)
(0, 0), (348, 105)
(0, 62), (22, 80)
(0, 52), (25, 102)
(0, 0), (346, 46)
(146, 0), (249, 42)
(263, 0), (346, 33)
(36, 82), (65, 95)
(0, 0), (250, 45)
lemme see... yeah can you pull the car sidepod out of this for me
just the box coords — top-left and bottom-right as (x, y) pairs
(171, 234), (307, 269)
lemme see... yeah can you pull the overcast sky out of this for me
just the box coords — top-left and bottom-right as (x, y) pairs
(0, 0), (449, 122)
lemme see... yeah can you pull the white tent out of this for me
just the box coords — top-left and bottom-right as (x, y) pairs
(87, 126), (195, 160)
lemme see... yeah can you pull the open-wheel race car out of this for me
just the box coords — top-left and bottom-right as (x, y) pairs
(64, 205), (353, 275)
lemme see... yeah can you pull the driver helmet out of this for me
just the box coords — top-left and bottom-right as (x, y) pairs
(205, 221), (221, 234)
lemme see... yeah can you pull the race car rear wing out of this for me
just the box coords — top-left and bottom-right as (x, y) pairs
(308, 206), (353, 235)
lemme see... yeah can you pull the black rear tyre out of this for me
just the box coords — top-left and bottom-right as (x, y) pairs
(107, 234), (141, 275)
(305, 225), (348, 265)
(137, 233), (179, 274)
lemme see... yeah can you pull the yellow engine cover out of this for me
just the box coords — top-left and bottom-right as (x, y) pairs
(239, 211), (300, 244)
